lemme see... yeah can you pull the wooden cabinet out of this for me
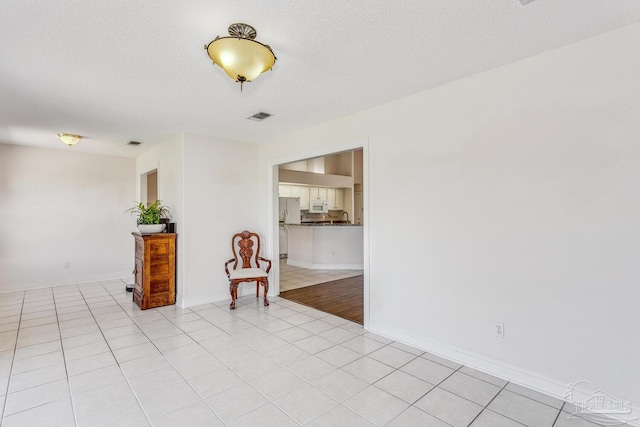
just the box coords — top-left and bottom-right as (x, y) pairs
(132, 233), (177, 310)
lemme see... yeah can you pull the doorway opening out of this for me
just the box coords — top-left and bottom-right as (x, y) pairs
(276, 148), (365, 324)
(140, 169), (158, 207)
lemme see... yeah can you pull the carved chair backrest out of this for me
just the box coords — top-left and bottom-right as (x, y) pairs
(230, 230), (262, 270)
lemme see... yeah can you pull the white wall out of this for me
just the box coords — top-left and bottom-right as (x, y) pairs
(181, 133), (261, 306)
(260, 23), (640, 414)
(0, 144), (135, 290)
(135, 135), (185, 303)
(136, 133), (261, 306)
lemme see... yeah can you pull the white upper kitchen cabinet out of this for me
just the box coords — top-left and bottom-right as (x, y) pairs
(327, 188), (345, 210)
(335, 189), (344, 210)
(317, 187), (327, 201)
(309, 187), (319, 199)
(299, 186), (310, 210)
(279, 184), (291, 197)
(290, 186), (301, 197)
(326, 188), (336, 209)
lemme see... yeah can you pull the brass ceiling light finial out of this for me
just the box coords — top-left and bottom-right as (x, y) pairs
(205, 23), (277, 91)
(57, 133), (83, 147)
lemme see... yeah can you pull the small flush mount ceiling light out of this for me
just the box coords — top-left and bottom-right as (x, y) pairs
(247, 112), (272, 122)
(205, 23), (276, 91)
(57, 133), (83, 147)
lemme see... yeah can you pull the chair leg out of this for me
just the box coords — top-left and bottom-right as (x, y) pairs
(262, 278), (269, 306)
(256, 281), (259, 297)
(229, 282), (236, 310)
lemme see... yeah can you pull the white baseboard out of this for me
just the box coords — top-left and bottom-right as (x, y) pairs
(287, 260), (363, 270)
(368, 321), (639, 426)
(178, 284), (269, 308)
(0, 271), (133, 293)
(178, 292), (223, 308)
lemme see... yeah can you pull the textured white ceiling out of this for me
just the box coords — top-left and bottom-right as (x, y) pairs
(1, 1), (639, 156)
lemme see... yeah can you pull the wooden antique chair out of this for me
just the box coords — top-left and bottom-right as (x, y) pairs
(224, 230), (272, 309)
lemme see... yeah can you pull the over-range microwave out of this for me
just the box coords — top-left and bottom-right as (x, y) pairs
(310, 200), (328, 213)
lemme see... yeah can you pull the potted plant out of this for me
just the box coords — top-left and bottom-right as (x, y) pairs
(126, 200), (171, 234)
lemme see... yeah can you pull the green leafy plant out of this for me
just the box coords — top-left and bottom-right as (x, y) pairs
(125, 200), (170, 225)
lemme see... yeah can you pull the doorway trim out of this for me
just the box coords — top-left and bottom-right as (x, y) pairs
(267, 137), (370, 328)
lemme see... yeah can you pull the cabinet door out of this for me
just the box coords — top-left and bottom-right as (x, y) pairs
(290, 186), (301, 197)
(317, 187), (327, 201)
(279, 185), (291, 197)
(326, 188), (336, 209)
(134, 256), (144, 295)
(300, 187), (310, 210)
(309, 187), (319, 199)
(335, 189), (344, 210)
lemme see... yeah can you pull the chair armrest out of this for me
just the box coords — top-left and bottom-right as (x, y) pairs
(224, 258), (235, 278)
(258, 257), (272, 274)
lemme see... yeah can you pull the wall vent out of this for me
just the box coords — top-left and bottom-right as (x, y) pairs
(519, 0), (536, 5)
(127, 141), (142, 146)
(247, 112), (272, 122)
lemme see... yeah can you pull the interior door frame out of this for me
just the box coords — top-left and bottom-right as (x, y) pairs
(267, 137), (370, 328)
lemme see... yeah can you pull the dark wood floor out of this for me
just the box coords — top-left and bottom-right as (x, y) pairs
(279, 275), (364, 324)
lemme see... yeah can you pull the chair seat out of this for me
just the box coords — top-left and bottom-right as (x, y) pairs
(229, 268), (268, 280)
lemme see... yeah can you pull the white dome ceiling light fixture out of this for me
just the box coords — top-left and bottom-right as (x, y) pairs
(57, 133), (83, 147)
(205, 23), (277, 91)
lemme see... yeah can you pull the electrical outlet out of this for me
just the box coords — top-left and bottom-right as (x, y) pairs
(64, 261), (70, 269)
(494, 321), (505, 338)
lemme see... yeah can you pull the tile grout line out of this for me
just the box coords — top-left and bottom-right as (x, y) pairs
(102, 288), (322, 424)
(238, 303), (368, 425)
(1, 284), (574, 427)
(155, 297), (350, 425)
(382, 356), (465, 427)
(73, 281), (153, 426)
(139, 293), (546, 427)
(464, 381), (511, 427)
(109, 280), (248, 425)
(0, 291), (25, 427)
(166, 298), (334, 424)
(0, 291), (69, 422)
(151, 300), (248, 425)
(52, 286), (80, 427)
(161, 295), (340, 425)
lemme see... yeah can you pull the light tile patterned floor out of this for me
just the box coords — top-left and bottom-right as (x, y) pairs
(0, 280), (607, 426)
(280, 259), (362, 291)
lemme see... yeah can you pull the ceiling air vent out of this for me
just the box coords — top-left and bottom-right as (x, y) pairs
(127, 141), (142, 146)
(519, 0), (536, 4)
(247, 112), (272, 122)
